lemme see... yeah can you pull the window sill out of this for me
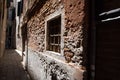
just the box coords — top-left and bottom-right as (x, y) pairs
(44, 51), (65, 61)
(43, 51), (83, 70)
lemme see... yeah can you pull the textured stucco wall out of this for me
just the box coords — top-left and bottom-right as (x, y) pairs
(21, 0), (87, 80)
(63, 0), (85, 64)
(27, 0), (85, 64)
(27, 49), (83, 80)
(27, 0), (63, 52)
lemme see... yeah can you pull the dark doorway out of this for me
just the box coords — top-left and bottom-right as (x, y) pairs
(5, 7), (16, 49)
(92, 0), (120, 80)
(5, 25), (16, 49)
(96, 19), (120, 80)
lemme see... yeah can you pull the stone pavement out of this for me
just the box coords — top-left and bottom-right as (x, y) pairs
(0, 49), (31, 80)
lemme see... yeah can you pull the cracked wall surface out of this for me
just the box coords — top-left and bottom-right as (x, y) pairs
(28, 49), (83, 80)
(21, 0), (88, 80)
(27, 0), (85, 65)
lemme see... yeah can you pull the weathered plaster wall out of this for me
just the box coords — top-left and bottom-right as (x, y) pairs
(16, 20), (23, 51)
(63, 0), (85, 64)
(16, 0), (22, 51)
(27, 0), (85, 64)
(25, 0), (87, 80)
(28, 49), (83, 80)
(27, 0), (63, 52)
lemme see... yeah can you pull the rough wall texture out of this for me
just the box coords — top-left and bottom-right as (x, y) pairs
(24, 0), (87, 80)
(27, 0), (85, 65)
(28, 49), (83, 80)
(63, 0), (85, 64)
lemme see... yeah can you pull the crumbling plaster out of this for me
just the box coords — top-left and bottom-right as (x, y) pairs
(27, 0), (85, 64)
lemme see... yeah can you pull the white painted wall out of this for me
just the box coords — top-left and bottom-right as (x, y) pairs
(27, 49), (84, 80)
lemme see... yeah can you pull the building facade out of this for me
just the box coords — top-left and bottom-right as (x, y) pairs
(1, 0), (120, 80)
(0, 0), (7, 58)
(16, 0), (89, 80)
(5, 1), (16, 49)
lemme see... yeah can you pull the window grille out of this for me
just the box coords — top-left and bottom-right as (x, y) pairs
(47, 16), (61, 53)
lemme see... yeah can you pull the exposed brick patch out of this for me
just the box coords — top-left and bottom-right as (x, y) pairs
(27, 0), (86, 65)
(63, 0), (85, 64)
(27, 0), (62, 52)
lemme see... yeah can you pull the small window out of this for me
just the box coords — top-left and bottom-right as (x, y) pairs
(47, 16), (61, 53)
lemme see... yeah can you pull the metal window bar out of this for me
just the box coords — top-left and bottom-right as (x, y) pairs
(99, 8), (120, 22)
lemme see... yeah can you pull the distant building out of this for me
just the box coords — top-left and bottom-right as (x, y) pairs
(5, 1), (16, 49)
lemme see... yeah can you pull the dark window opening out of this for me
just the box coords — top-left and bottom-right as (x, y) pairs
(47, 16), (61, 53)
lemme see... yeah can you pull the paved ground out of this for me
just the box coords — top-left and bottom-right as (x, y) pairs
(0, 49), (31, 80)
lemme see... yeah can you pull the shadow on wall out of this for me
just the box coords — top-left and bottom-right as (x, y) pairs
(51, 73), (57, 80)
(82, 0), (90, 80)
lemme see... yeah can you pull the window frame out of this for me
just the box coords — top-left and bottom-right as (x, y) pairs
(45, 9), (64, 55)
(47, 16), (61, 53)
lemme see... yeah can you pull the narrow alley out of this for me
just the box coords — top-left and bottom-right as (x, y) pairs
(0, 50), (31, 80)
(0, 0), (120, 80)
